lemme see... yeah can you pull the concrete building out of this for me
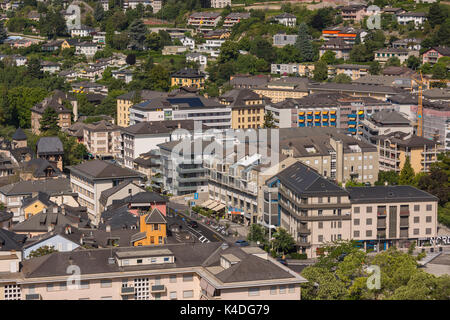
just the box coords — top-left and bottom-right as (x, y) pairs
(339, 5), (367, 22)
(319, 38), (353, 60)
(252, 77), (309, 103)
(361, 109), (412, 144)
(273, 13), (296, 27)
(68, 160), (144, 225)
(374, 48), (419, 65)
(83, 120), (121, 160)
(223, 12), (250, 28)
(422, 46), (450, 65)
(375, 132), (440, 173)
(187, 12), (222, 30)
(75, 42), (99, 57)
(396, 12), (427, 28)
(170, 68), (205, 89)
(273, 33), (298, 47)
(210, 0), (230, 8)
(329, 64), (369, 81)
(0, 242), (306, 300)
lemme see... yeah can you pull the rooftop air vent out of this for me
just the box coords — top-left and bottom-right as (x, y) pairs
(108, 257), (115, 265)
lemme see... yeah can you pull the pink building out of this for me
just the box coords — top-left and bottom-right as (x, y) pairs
(422, 47), (450, 65)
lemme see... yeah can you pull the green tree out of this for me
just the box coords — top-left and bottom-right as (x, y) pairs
(39, 107), (59, 134)
(406, 55), (421, 70)
(427, 3), (446, 28)
(295, 23), (315, 62)
(27, 58), (42, 79)
(263, 110), (276, 128)
(271, 228), (295, 256)
(333, 74), (352, 84)
(0, 21), (7, 43)
(126, 54), (136, 65)
(145, 32), (163, 51)
(399, 156), (415, 185)
(385, 56), (401, 67)
(431, 63), (448, 80)
(218, 41), (240, 64)
(247, 224), (268, 246)
(313, 60), (328, 82)
(128, 19), (147, 50)
(94, 2), (105, 22)
(375, 170), (399, 186)
(369, 61), (381, 75)
(320, 50), (337, 65)
(29, 245), (58, 258)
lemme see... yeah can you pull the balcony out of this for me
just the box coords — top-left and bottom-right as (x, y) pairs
(298, 227), (311, 235)
(121, 287), (135, 295)
(177, 176), (205, 183)
(377, 210), (387, 217)
(400, 219), (409, 228)
(151, 285), (166, 293)
(25, 294), (41, 300)
(177, 166), (207, 174)
(377, 219), (386, 228)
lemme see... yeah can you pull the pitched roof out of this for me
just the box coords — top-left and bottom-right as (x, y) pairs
(21, 158), (61, 178)
(99, 180), (144, 206)
(0, 210), (13, 222)
(121, 120), (202, 135)
(12, 128), (27, 141)
(0, 178), (71, 196)
(145, 208), (167, 224)
(68, 160), (143, 180)
(37, 137), (64, 155)
(0, 228), (27, 251)
(12, 211), (75, 233)
(369, 109), (410, 125)
(99, 205), (138, 231)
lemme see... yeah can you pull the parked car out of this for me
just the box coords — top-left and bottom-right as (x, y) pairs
(235, 240), (249, 247)
(188, 221), (198, 228)
(276, 257), (287, 265)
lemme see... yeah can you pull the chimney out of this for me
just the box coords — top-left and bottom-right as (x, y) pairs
(47, 225), (54, 232)
(106, 225), (111, 233)
(61, 206), (66, 216)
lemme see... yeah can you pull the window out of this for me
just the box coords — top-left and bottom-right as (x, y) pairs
(183, 290), (194, 299)
(279, 286), (286, 294)
(101, 279), (112, 288)
(270, 286), (277, 295)
(80, 280), (89, 289)
(354, 230), (360, 237)
(414, 228), (419, 235)
(60, 282), (67, 291)
(288, 284), (295, 293)
(170, 275), (177, 283)
(354, 219), (360, 226)
(366, 230), (372, 237)
(137, 259), (143, 264)
(414, 217), (420, 223)
(426, 216), (432, 223)
(46, 283), (55, 292)
(318, 209), (323, 216)
(318, 222), (323, 229)
(354, 207), (360, 214)
(318, 235), (323, 242)
(101, 296), (113, 300)
(366, 218), (372, 225)
(414, 205), (420, 212)
(363, 206), (373, 214)
(426, 204), (432, 211)
(248, 288), (260, 296)
(183, 274), (193, 282)
(426, 228), (432, 235)
(170, 291), (177, 300)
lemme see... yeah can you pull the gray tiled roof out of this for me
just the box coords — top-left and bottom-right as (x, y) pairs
(0, 228), (27, 251)
(37, 137), (64, 155)
(145, 208), (167, 224)
(12, 211), (75, 233)
(0, 178), (71, 196)
(68, 160), (143, 180)
(12, 128), (27, 141)
(347, 186), (438, 203)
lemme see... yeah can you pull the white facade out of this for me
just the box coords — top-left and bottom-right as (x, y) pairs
(211, 0), (231, 8)
(180, 37), (195, 50)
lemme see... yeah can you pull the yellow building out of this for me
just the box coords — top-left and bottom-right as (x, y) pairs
(377, 132), (440, 173)
(219, 89), (266, 129)
(22, 192), (54, 220)
(252, 78), (309, 103)
(132, 208), (167, 246)
(170, 68), (205, 89)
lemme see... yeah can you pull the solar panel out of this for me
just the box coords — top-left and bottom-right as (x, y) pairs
(167, 98), (204, 108)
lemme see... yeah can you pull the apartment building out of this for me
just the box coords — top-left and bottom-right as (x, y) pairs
(0, 242), (306, 300)
(116, 90), (168, 127)
(223, 12), (250, 28)
(219, 89), (267, 129)
(321, 27), (367, 44)
(230, 74), (270, 89)
(31, 91), (76, 135)
(308, 82), (403, 101)
(273, 13), (296, 27)
(36, 137), (64, 171)
(273, 33), (298, 47)
(339, 5), (367, 22)
(210, 0), (230, 8)
(270, 63), (315, 77)
(422, 46), (450, 65)
(375, 132), (440, 173)
(252, 77), (309, 103)
(329, 64), (369, 81)
(392, 38), (422, 51)
(68, 160), (144, 225)
(319, 38), (353, 60)
(128, 93), (231, 129)
(374, 48), (419, 65)
(40, 61), (60, 73)
(170, 68), (205, 89)
(75, 42), (99, 57)
(187, 12), (222, 30)
(83, 120), (121, 159)
(70, 25), (95, 38)
(361, 110), (412, 144)
(396, 12), (427, 28)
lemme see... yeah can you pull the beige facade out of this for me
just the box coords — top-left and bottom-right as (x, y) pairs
(83, 121), (121, 159)
(253, 86), (308, 103)
(117, 98), (133, 127)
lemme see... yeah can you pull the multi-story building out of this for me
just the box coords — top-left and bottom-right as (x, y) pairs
(375, 132), (440, 173)
(223, 12), (250, 28)
(252, 77), (309, 103)
(267, 161), (438, 258)
(68, 160), (144, 225)
(83, 120), (121, 160)
(230, 74), (270, 89)
(273, 13), (296, 27)
(70, 25), (95, 38)
(31, 91), (76, 135)
(123, 0), (152, 10)
(186, 53), (207, 68)
(210, 0), (230, 8)
(187, 12), (222, 30)
(170, 68), (205, 89)
(116, 90), (168, 127)
(361, 110), (412, 144)
(374, 48), (419, 65)
(219, 89), (267, 129)
(128, 93), (231, 129)
(273, 33), (298, 47)
(75, 42), (99, 57)
(422, 46), (450, 65)
(270, 63), (315, 77)
(308, 82), (403, 101)
(0, 242), (306, 300)
(396, 11), (427, 28)
(392, 38), (422, 51)
(321, 27), (367, 44)
(36, 137), (64, 171)
(339, 5), (367, 22)
(319, 38), (353, 60)
(329, 64), (369, 81)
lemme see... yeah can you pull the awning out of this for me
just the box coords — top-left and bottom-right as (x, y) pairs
(206, 201), (220, 210)
(201, 200), (214, 208)
(212, 203), (226, 212)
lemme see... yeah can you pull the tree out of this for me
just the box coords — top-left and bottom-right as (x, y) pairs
(218, 41), (240, 64)
(313, 60), (328, 82)
(406, 55), (421, 70)
(295, 23), (315, 62)
(40, 107), (59, 134)
(271, 228), (295, 256)
(27, 58), (43, 79)
(39, 10), (67, 39)
(431, 63), (448, 80)
(369, 61), (381, 75)
(320, 50), (337, 65)
(263, 110), (276, 128)
(333, 74), (352, 84)
(29, 245), (58, 258)
(145, 32), (163, 51)
(128, 19), (147, 50)
(399, 156), (415, 185)
(375, 170), (399, 186)
(250, 38), (276, 63)
(427, 3), (446, 28)
(0, 21), (7, 43)
(385, 57), (401, 67)
(126, 54), (136, 65)
(94, 2), (105, 22)
(247, 224), (268, 246)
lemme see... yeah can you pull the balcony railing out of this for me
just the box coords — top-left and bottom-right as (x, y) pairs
(121, 287), (135, 295)
(151, 285), (166, 293)
(399, 209), (410, 216)
(400, 220), (409, 228)
(377, 219), (386, 228)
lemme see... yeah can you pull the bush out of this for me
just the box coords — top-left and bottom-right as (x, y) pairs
(287, 252), (307, 260)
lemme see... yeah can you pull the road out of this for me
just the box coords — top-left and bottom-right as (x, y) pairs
(168, 202), (225, 243)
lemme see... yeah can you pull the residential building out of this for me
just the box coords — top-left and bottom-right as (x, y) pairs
(308, 82), (403, 101)
(219, 89), (267, 129)
(273, 33), (298, 47)
(98, 181), (146, 213)
(170, 68), (205, 89)
(396, 12), (427, 28)
(270, 63), (314, 77)
(252, 77), (309, 103)
(321, 27), (367, 44)
(70, 25), (95, 38)
(186, 53), (207, 68)
(340, 5), (367, 22)
(71, 82), (108, 95)
(161, 46), (187, 55)
(131, 208), (167, 246)
(36, 137), (64, 171)
(75, 42), (99, 57)
(179, 36), (195, 50)
(111, 69), (133, 84)
(210, 0), (230, 8)
(123, 0), (152, 10)
(187, 12), (222, 30)
(230, 74), (270, 89)
(319, 38), (353, 60)
(422, 47), (450, 65)
(374, 48), (419, 65)
(68, 160), (144, 225)
(329, 64), (369, 81)
(223, 12), (250, 28)
(361, 110), (412, 144)
(375, 132), (440, 173)
(40, 61), (60, 73)
(0, 242), (306, 300)
(83, 120), (121, 160)
(273, 13), (296, 27)
(392, 38), (422, 51)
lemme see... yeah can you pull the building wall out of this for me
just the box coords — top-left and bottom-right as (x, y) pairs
(252, 89), (308, 103)
(231, 107), (265, 129)
(23, 200), (47, 220)
(117, 98), (133, 127)
(23, 235), (79, 259)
